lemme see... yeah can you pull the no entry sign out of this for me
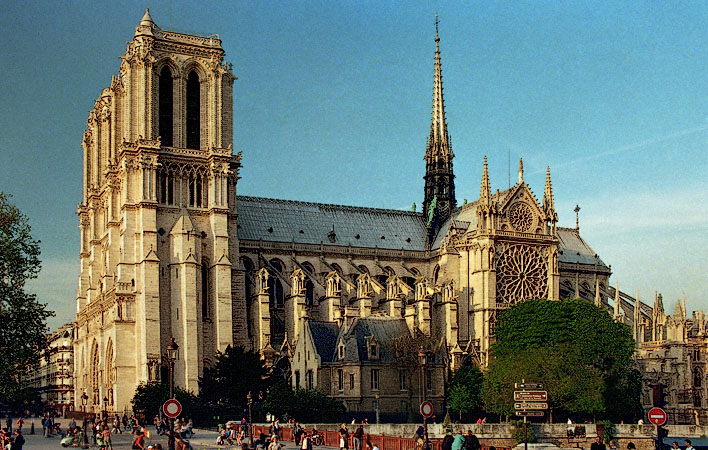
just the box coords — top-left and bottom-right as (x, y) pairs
(648, 407), (667, 426)
(420, 401), (434, 418)
(162, 399), (182, 418)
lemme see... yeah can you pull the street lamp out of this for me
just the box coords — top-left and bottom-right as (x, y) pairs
(103, 396), (108, 421)
(165, 337), (179, 450)
(418, 347), (430, 450)
(81, 392), (89, 445)
(247, 391), (254, 448)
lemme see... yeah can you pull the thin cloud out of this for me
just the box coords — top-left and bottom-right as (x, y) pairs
(533, 124), (708, 174)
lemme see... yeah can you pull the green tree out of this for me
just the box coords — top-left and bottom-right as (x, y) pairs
(447, 364), (483, 420)
(481, 298), (640, 422)
(0, 192), (54, 401)
(198, 345), (270, 418)
(131, 382), (202, 423)
(262, 380), (345, 423)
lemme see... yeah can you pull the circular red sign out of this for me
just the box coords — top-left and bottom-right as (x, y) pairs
(648, 407), (667, 426)
(162, 399), (182, 418)
(420, 401), (434, 418)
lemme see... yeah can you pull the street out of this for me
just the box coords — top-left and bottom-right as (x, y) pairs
(14, 428), (333, 450)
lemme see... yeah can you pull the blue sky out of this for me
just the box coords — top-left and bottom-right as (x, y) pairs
(0, 1), (706, 329)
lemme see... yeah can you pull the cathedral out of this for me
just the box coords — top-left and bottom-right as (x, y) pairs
(74, 10), (638, 417)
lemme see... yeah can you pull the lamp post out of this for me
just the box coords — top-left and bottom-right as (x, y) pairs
(418, 347), (430, 450)
(247, 391), (254, 448)
(166, 337), (179, 450)
(375, 394), (380, 424)
(103, 396), (108, 421)
(81, 392), (88, 445)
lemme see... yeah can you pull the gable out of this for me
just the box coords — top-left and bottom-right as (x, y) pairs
(498, 183), (545, 234)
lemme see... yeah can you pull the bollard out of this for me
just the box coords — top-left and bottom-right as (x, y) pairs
(30, 421), (35, 434)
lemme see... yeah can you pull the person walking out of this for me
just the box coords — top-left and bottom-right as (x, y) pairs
(441, 432), (454, 450)
(353, 424), (364, 450)
(10, 429), (25, 450)
(685, 440), (695, 450)
(339, 423), (350, 450)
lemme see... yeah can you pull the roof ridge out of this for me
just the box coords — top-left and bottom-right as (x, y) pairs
(236, 195), (424, 217)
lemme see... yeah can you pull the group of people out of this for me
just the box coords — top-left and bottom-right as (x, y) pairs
(0, 428), (24, 450)
(442, 430), (481, 450)
(337, 423), (379, 450)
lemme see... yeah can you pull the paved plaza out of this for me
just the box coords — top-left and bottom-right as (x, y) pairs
(14, 427), (329, 450)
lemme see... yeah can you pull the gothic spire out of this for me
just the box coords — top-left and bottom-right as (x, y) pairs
(480, 155), (491, 203)
(423, 15), (456, 242)
(427, 16), (451, 162)
(518, 158), (524, 184)
(543, 166), (555, 211)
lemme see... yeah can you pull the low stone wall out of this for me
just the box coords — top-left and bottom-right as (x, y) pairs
(288, 423), (708, 450)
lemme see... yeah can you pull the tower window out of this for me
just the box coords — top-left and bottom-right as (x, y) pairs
(158, 66), (173, 146)
(186, 70), (200, 149)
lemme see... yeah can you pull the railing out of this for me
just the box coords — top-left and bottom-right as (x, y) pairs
(253, 425), (447, 450)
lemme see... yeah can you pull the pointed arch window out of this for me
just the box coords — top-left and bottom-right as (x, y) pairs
(302, 262), (316, 307)
(186, 70), (200, 149)
(268, 260), (284, 308)
(158, 66), (173, 146)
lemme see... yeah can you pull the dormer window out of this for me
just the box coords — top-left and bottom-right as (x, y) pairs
(338, 343), (345, 359)
(367, 336), (379, 360)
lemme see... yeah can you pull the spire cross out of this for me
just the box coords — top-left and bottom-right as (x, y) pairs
(435, 14), (439, 35)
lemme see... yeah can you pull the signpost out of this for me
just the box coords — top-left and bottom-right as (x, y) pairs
(162, 399), (182, 419)
(648, 407), (667, 426)
(514, 381), (549, 450)
(420, 401), (434, 419)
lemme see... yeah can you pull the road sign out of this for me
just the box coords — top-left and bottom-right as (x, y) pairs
(514, 402), (548, 410)
(515, 382), (544, 390)
(516, 410), (544, 417)
(162, 399), (182, 418)
(420, 401), (434, 419)
(648, 407), (667, 426)
(514, 391), (548, 402)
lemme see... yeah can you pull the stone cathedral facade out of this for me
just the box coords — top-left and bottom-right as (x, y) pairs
(74, 11), (619, 416)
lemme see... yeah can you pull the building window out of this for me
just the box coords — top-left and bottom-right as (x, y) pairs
(694, 369), (703, 388)
(186, 70), (200, 149)
(306, 370), (313, 389)
(158, 66), (173, 146)
(268, 260), (285, 308)
(338, 344), (345, 360)
(371, 369), (380, 391)
(350, 373), (355, 390)
(370, 341), (379, 360)
(399, 369), (407, 391)
(295, 371), (300, 389)
(338, 369), (344, 392)
(305, 279), (315, 307)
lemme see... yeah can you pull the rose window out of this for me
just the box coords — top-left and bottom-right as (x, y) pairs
(508, 202), (534, 232)
(495, 244), (548, 304)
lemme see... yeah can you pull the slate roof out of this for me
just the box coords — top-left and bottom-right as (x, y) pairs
(307, 321), (339, 363)
(336, 316), (412, 364)
(236, 195), (606, 269)
(557, 227), (608, 268)
(236, 196), (427, 251)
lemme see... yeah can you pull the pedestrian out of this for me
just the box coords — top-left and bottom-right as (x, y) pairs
(10, 429), (25, 450)
(451, 431), (465, 450)
(464, 431), (480, 450)
(294, 421), (303, 446)
(15, 417), (22, 433)
(339, 423), (350, 450)
(591, 436), (606, 450)
(101, 424), (112, 450)
(671, 443), (680, 450)
(442, 432), (454, 450)
(685, 440), (695, 450)
(301, 431), (313, 450)
(5, 414), (12, 433)
(268, 436), (283, 450)
(132, 429), (146, 450)
(353, 424), (364, 450)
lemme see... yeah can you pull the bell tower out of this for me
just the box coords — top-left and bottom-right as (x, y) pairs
(423, 17), (456, 243)
(74, 9), (240, 414)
